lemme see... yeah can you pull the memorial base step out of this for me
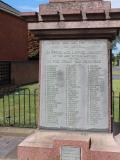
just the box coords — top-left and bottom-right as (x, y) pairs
(18, 130), (120, 160)
(90, 133), (120, 160)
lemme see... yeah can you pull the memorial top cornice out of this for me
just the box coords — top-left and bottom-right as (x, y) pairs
(21, 0), (120, 23)
(38, 0), (112, 21)
(49, 0), (104, 3)
(23, 0), (119, 40)
(40, 0), (110, 12)
(50, 0), (102, 1)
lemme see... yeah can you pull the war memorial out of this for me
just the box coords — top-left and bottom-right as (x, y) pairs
(18, 0), (120, 160)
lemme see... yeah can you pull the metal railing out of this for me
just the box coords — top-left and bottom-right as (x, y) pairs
(0, 88), (38, 128)
(112, 91), (120, 122)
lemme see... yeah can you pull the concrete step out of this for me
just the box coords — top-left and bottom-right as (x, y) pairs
(90, 133), (120, 152)
(115, 134), (120, 145)
(17, 130), (120, 160)
(90, 133), (120, 160)
(18, 130), (91, 160)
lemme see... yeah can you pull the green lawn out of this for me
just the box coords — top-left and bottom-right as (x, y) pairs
(113, 71), (120, 76)
(113, 80), (120, 96)
(20, 83), (39, 93)
(112, 80), (120, 122)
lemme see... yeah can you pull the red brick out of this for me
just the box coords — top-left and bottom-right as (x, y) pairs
(0, 11), (28, 61)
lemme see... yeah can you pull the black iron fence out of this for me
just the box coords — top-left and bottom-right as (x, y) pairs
(112, 91), (120, 122)
(112, 91), (120, 135)
(0, 88), (38, 128)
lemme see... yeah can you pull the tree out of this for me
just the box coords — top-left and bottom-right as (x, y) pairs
(112, 53), (115, 61)
(112, 31), (120, 50)
(116, 52), (120, 60)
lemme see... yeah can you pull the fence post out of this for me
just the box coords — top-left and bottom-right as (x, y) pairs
(2, 95), (5, 125)
(34, 89), (37, 127)
(112, 91), (114, 121)
(13, 92), (15, 125)
(119, 93), (120, 122)
(23, 89), (26, 126)
(36, 86), (40, 129)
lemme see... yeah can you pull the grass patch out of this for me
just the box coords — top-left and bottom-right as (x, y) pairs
(112, 80), (120, 122)
(113, 71), (120, 76)
(112, 80), (120, 96)
(20, 83), (39, 93)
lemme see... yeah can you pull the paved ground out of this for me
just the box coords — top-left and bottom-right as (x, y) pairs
(0, 135), (25, 160)
(113, 75), (120, 79)
(113, 67), (120, 72)
(0, 127), (35, 160)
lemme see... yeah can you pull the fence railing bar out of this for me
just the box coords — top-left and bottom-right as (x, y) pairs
(28, 89), (31, 125)
(8, 94), (10, 125)
(112, 91), (114, 120)
(18, 91), (20, 125)
(23, 89), (26, 126)
(2, 96), (5, 125)
(13, 93), (15, 125)
(119, 93), (120, 122)
(34, 89), (37, 126)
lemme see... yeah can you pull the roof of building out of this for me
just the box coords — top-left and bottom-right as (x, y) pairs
(0, 0), (20, 16)
(20, 12), (38, 22)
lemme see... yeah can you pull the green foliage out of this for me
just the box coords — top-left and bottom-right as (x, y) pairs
(28, 52), (39, 60)
(116, 52), (120, 60)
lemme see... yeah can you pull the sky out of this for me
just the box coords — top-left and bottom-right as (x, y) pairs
(1, 0), (120, 12)
(2, 0), (48, 12)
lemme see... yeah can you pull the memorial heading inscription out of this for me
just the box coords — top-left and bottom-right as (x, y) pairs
(40, 40), (109, 131)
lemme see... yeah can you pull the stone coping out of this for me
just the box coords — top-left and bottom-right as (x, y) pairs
(19, 130), (90, 148)
(91, 133), (120, 152)
(0, 127), (36, 137)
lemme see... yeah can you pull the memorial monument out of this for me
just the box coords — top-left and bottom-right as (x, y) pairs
(18, 0), (120, 160)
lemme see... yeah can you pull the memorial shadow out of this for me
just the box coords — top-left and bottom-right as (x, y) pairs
(113, 121), (120, 136)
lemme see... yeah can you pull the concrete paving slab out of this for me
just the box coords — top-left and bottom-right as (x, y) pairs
(0, 135), (25, 159)
(0, 127), (36, 160)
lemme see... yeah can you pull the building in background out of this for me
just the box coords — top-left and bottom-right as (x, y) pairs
(0, 0), (39, 86)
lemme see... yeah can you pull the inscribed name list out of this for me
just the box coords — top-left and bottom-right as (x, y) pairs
(40, 40), (109, 131)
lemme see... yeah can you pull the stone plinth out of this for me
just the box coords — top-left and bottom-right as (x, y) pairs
(18, 130), (90, 160)
(18, 130), (120, 160)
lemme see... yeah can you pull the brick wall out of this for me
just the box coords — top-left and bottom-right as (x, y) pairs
(0, 11), (28, 61)
(11, 61), (39, 86)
